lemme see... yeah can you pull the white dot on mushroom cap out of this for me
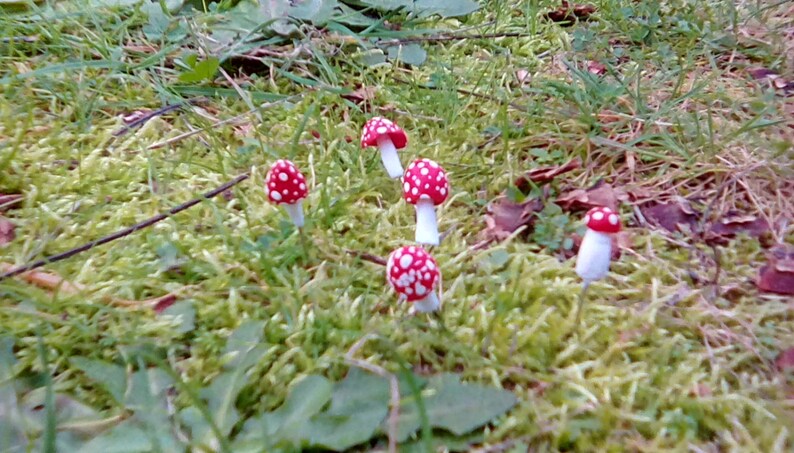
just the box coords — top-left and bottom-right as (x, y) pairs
(420, 168), (429, 176)
(282, 189), (289, 195)
(403, 182), (410, 192)
(409, 246), (416, 253)
(279, 173), (288, 181)
(377, 126), (387, 134)
(270, 182), (276, 188)
(440, 188), (446, 196)
(429, 161), (438, 168)
(288, 166), (295, 173)
(399, 254), (413, 269)
(603, 207), (612, 213)
(408, 162), (416, 170)
(425, 183), (430, 189)
(382, 118), (392, 125)
(415, 284), (427, 296)
(299, 183), (306, 190)
(593, 211), (604, 220)
(417, 162), (425, 168)
(584, 214), (590, 224)
(609, 214), (619, 225)
(426, 260), (435, 270)
(412, 188), (418, 195)
(424, 272), (432, 280)
(271, 191), (282, 201)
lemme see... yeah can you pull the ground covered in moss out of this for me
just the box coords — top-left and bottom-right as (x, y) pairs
(1, 0), (793, 451)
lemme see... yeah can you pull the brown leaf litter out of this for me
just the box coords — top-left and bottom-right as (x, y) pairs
(756, 245), (794, 296)
(556, 179), (626, 212)
(0, 218), (14, 245)
(475, 196), (544, 249)
(545, 1), (596, 24)
(514, 158), (581, 191)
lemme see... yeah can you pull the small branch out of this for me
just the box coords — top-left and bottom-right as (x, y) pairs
(386, 32), (532, 44)
(346, 250), (387, 266)
(394, 77), (528, 112)
(112, 99), (204, 137)
(0, 174), (250, 281)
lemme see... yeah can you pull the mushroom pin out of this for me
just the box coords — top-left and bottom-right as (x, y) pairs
(265, 159), (308, 228)
(403, 158), (449, 246)
(573, 206), (621, 326)
(360, 117), (408, 179)
(386, 246), (441, 313)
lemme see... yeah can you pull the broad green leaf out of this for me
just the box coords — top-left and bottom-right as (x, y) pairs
(305, 369), (391, 450)
(78, 420), (152, 453)
(235, 374), (332, 449)
(391, 374), (517, 440)
(387, 43), (427, 66)
(400, 432), (485, 452)
(414, 0), (480, 17)
(70, 358), (126, 405)
(289, 0), (339, 24)
(20, 390), (105, 434)
(222, 320), (265, 368)
(160, 301), (196, 334)
(178, 55), (220, 83)
(355, 0), (412, 10)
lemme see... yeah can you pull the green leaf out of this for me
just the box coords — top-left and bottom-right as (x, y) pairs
(70, 358), (126, 405)
(391, 374), (517, 440)
(78, 420), (152, 453)
(386, 43), (427, 66)
(414, 0), (480, 17)
(289, 0), (339, 24)
(235, 374), (332, 449)
(178, 55), (220, 83)
(222, 320), (265, 368)
(160, 301), (196, 334)
(305, 369), (390, 450)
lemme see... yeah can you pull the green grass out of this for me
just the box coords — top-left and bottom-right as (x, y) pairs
(1, 0), (793, 451)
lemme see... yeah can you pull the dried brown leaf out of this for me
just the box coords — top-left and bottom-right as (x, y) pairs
(515, 69), (531, 85)
(546, 1), (596, 23)
(557, 180), (624, 212)
(587, 60), (607, 75)
(479, 196), (543, 244)
(757, 245), (794, 295)
(705, 212), (771, 245)
(341, 85), (377, 105)
(641, 198), (700, 232)
(0, 193), (23, 211)
(775, 348), (794, 371)
(0, 264), (83, 293)
(515, 158), (581, 191)
(0, 218), (14, 245)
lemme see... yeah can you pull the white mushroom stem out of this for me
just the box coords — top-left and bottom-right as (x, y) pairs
(575, 229), (612, 282)
(414, 199), (439, 246)
(413, 290), (440, 313)
(283, 200), (305, 228)
(377, 135), (403, 179)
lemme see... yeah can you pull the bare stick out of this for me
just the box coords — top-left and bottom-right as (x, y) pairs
(0, 173), (250, 281)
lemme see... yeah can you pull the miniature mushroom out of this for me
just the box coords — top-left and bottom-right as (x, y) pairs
(402, 158), (449, 246)
(386, 246), (441, 313)
(265, 159), (309, 227)
(360, 117), (408, 178)
(573, 206), (621, 325)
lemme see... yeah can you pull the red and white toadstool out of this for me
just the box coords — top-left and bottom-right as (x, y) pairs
(402, 158), (449, 246)
(386, 246), (441, 313)
(360, 117), (408, 178)
(573, 206), (622, 325)
(265, 159), (309, 227)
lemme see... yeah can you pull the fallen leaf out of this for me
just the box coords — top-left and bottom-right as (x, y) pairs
(152, 294), (178, 314)
(0, 218), (15, 245)
(747, 67), (794, 94)
(341, 85), (377, 105)
(705, 212), (771, 245)
(515, 158), (581, 191)
(556, 179), (624, 212)
(515, 69), (531, 85)
(641, 198), (700, 232)
(775, 347), (794, 371)
(478, 196), (543, 245)
(0, 193), (23, 211)
(757, 245), (794, 295)
(587, 60), (606, 75)
(546, 1), (596, 24)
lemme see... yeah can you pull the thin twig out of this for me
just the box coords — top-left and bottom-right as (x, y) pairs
(394, 77), (529, 112)
(346, 250), (387, 266)
(112, 99), (204, 137)
(387, 31), (533, 44)
(0, 174), (250, 281)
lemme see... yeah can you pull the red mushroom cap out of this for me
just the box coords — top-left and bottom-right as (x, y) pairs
(360, 117), (407, 149)
(265, 159), (308, 205)
(584, 206), (621, 233)
(386, 246), (440, 302)
(402, 158), (449, 205)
